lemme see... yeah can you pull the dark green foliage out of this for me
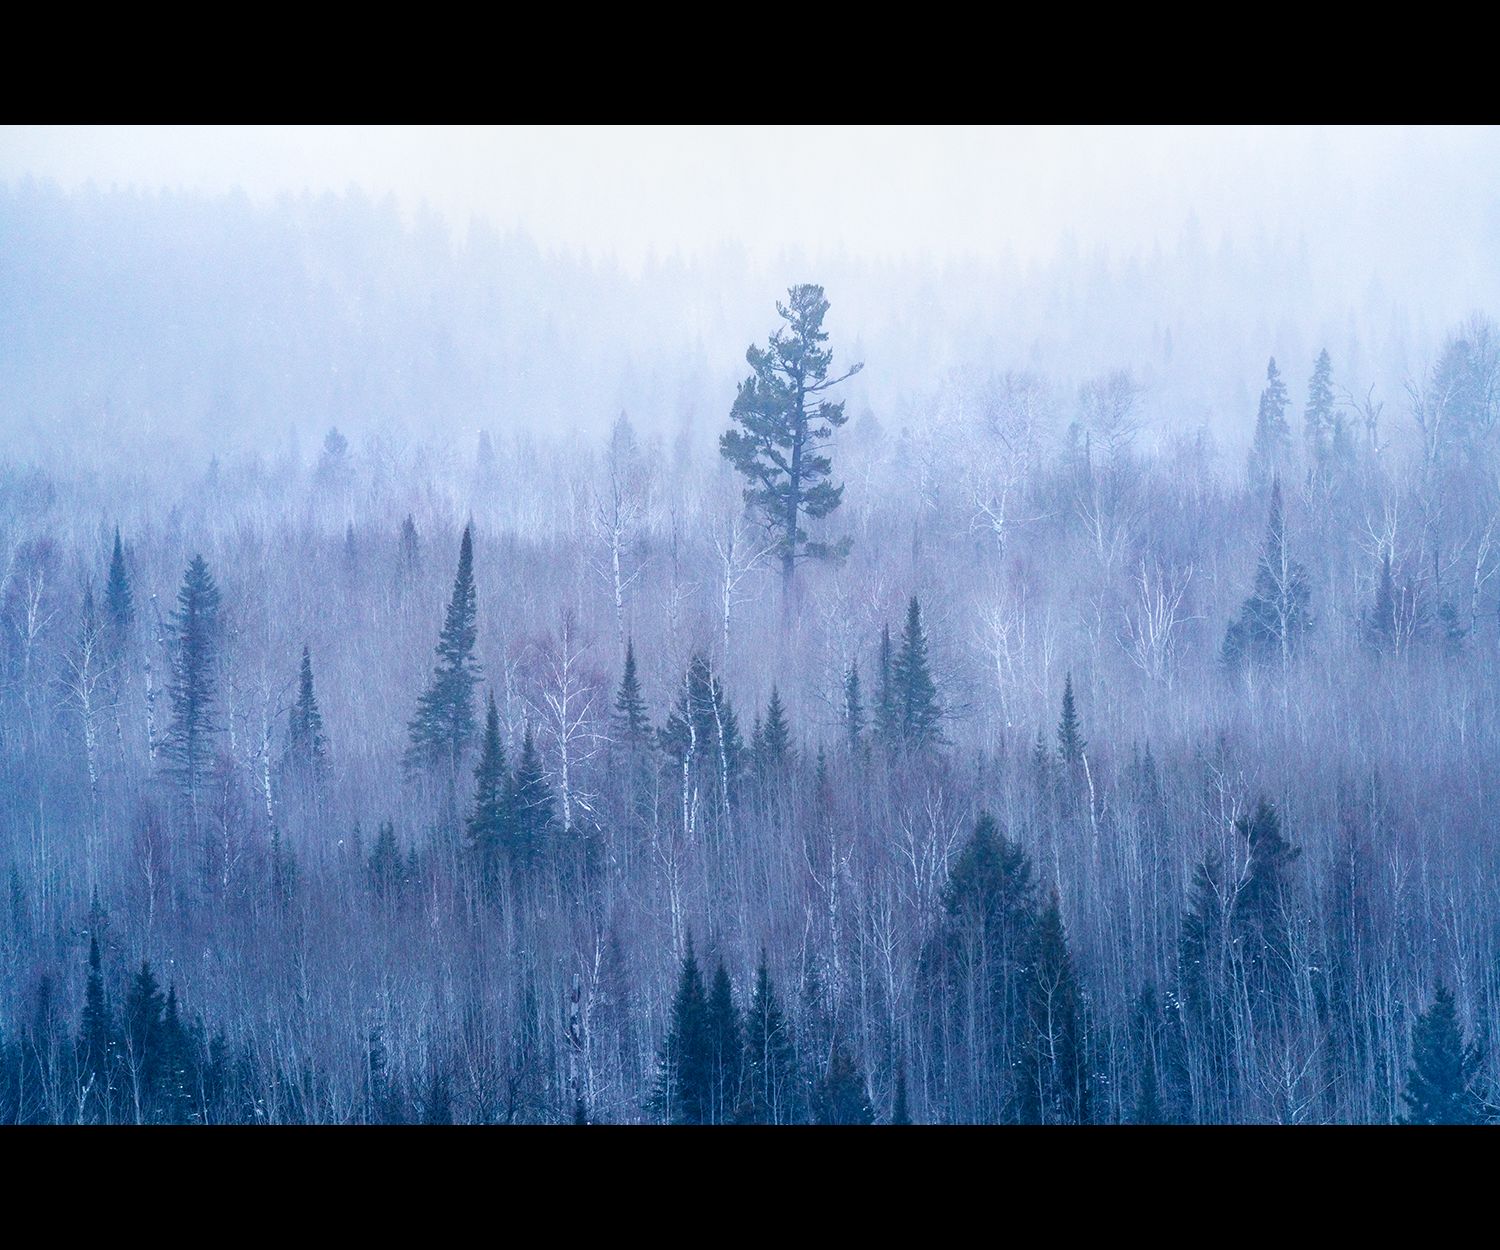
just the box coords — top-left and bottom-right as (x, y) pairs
(509, 723), (554, 866)
(163, 554), (222, 810)
(1019, 891), (1088, 1124)
(1401, 982), (1487, 1124)
(815, 1042), (875, 1124)
(467, 692), (510, 878)
(285, 644), (328, 788)
(1248, 357), (1291, 488)
(1056, 672), (1085, 767)
(612, 638), (650, 748)
(756, 687), (792, 778)
(1222, 479), (1312, 667)
(842, 660), (864, 754)
(1304, 349), (1336, 470)
(892, 597), (943, 750)
(739, 951), (797, 1124)
(705, 959), (742, 1124)
(719, 284), (862, 586)
(405, 525), (482, 776)
(650, 935), (712, 1123)
(104, 525), (133, 655)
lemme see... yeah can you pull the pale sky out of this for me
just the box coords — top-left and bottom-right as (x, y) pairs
(4, 124), (1496, 272)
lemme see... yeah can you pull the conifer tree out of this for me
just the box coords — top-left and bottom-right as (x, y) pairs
(1231, 799), (1301, 1028)
(1222, 479), (1312, 668)
(368, 820), (404, 899)
(611, 638), (650, 748)
(1304, 349), (1336, 471)
(705, 959), (742, 1124)
(650, 935), (712, 1124)
(1248, 357), (1292, 488)
(399, 513), (420, 570)
(875, 624), (899, 750)
(1020, 891), (1088, 1124)
(123, 959), (165, 1121)
(815, 1042), (876, 1124)
(739, 951), (797, 1124)
(104, 525), (133, 657)
(759, 687), (792, 776)
(843, 660), (865, 754)
(78, 932), (117, 1121)
(405, 524), (482, 776)
(1401, 982), (1487, 1124)
(509, 723), (554, 866)
(891, 1066), (912, 1125)
(163, 554), (222, 816)
(659, 654), (744, 817)
(1056, 672), (1085, 768)
(467, 692), (510, 880)
(719, 284), (863, 591)
(892, 597), (943, 749)
(285, 644), (328, 789)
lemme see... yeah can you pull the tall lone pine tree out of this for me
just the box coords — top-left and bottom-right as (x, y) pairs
(719, 284), (863, 593)
(406, 525), (482, 777)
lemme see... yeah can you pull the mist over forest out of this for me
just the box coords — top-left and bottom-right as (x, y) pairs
(3, 128), (1500, 1125)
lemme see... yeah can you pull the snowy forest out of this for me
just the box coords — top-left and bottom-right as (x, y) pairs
(3, 155), (1500, 1126)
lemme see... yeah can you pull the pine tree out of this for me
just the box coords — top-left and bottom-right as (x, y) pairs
(1364, 550), (1398, 652)
(1056, 672), (1086, 768)
(1304, 349), (1336, 472)
(509, 723), (554, 866)
(122, 959), (165, 1121)
(1248, 357), (1292, 488)
(705, 959), (742, 1124)
(1222, 479), (1312, 668)
(759, 687), (792, 776)
(611, 638), (651, 749)
(1131, 984), (1166, 1125)
(658, 654), (744, 817)
(163, 554), (222, 816)
(405, 525), (482, 776)
(467, 692), (510, 880)
(815, 1042), (875, 1124)
(875, 624), (899, 750)
(892, 597), (943, 749)
(285, 644), (328, 789)
(104, 525), (133, 656)
(650, 935), (712, 1124)
(720, 284), (863, 590)
(78, 932), (117, 1121)
(739, 950), (797, 1124)
(891, 1066), (912, 1124)
(843, 660), (865, 754)
(1401, 982), (1487, 1124)
(1019, 891), (1088, 1124)
(1231, 799), (1302, 1029)
(368, 820), (404, 899)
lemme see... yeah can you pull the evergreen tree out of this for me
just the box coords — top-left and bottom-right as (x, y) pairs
(1401, 982), (1487, 1124)
(163, 554), (222, 816)
(720, 284), (863, 590)
(1019, 891), (1088, 1125)
(1304, 349), (1336, 472)
(705, 959), (742, 1124)
(739, 951), (797, 1124)
(875, 624), (899, 750)
(658, 654), (745, 816)
(815, 1042), (875, 1124)
(611, 638), (651, 748)
(843, 659), (865, 754)
(1222, 479), (1312, 668)
(892, 597), (943, 749)
(1231, 799), (1302, 1030)
(1364, 550), (1398, 652)
(399, 513), (420, 570)
(405, 525), (482, 776)
(78, 932), (117, 1121)
(509, 723), (554, 866)
(368, 820), (404, 899)
(891, 1066), (912, 1125)
(1056, 672), (1086, 768)
(104, 525), (133, 656)
(467, 692), (510, 880)
(650, 936), (712, 1124)
(759, 687), (792, 776)
(1131, 984), (1166, 1125)
(1248, 357), (1292, 488)
(122, 959), (165, 1121)
(285, 644), (328, 789)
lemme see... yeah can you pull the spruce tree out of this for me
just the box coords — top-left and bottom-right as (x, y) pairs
(719, 284), (863, 591)
(1056, 672), (1085, 768)
(509, 723), (554, 866)
(611, 638), (651, 748)
(1222, 479), (1312, 668)
(892, 597), (943, 749)
(1231, 799), (1302, 1029)
(739, 950), (797, 1124)
(875, 624), (899, 750)
(405, 524), (482, 776)
(78, 932), (117, 1121)
(104, 525), (133, 657)
(843, 659), (865, 754)
(1248, 357), (1292, 488)
(891, 1066), (912, 1125)
(122, 959), (165, 1121)
(1401, 982), (1487, 1124)
(1304, 349), (1336, 472)
(368, 820), (404, 899)
(467, 692), (510, 881)
(1020, 891), (1088, 1124)
(759, 687), (792, 775)
(705, 959), (742, 1125)
(815, 1042), (876, 1124)
(650, 935), (712, 1124)
(163, 554), (222, 816)
(285, 644), (328, 789)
